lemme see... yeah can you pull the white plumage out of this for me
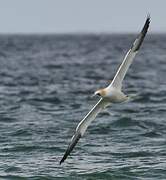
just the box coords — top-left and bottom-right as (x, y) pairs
(60, 16), (150, 164)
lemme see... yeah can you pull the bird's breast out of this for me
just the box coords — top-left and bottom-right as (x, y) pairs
(104, 88), (127, 103)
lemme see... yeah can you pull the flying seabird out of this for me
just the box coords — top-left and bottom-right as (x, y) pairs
(60, 16), (150, 164)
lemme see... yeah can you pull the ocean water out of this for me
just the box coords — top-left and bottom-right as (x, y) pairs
(0, 34), (166, 179)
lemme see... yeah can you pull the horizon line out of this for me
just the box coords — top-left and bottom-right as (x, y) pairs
(0, 31), (164, 35)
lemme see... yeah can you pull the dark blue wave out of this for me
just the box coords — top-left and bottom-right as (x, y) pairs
(0, 34), (165, 179)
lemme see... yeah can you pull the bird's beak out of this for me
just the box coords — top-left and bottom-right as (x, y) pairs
(91, 93), (96, 98)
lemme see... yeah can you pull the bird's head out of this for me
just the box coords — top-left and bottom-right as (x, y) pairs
(93, 89), (107, 98)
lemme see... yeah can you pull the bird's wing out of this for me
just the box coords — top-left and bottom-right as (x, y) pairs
(60, 98), (110, 164)
(108, 16), (150, 90)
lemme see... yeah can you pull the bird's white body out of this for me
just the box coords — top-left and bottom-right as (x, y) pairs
(76, 87), (128, 137)
(98, 87), (128, 103)
(60, 16), (150, 164)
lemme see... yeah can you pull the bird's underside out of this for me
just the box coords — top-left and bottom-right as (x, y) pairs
(60, 15), (150, 164)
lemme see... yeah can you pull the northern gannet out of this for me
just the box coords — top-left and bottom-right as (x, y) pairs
(60, 16), (150, 164)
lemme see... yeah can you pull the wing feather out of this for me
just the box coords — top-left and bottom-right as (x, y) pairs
(60, 98), (110, 164)
(60, 16), (150, 164)
(109, 16), (150, 90)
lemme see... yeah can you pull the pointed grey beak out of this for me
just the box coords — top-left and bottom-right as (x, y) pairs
(60, 132), (81, 164)
(91, 93), (96, 98)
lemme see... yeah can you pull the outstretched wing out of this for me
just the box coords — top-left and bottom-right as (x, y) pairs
(60, 98), (110, 164)
(108, 16), (150, 90)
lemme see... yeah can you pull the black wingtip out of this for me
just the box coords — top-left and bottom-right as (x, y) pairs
(145, 14), (151, 27)
(141, 15), (150, 38)
(132, 15), (150, 52)
(147, 13), (151, 20)
(60, 132), (81, 165)
(60, 157), (64, 165)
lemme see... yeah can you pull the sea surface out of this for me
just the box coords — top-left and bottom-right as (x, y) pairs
(0, 34), (165, 179)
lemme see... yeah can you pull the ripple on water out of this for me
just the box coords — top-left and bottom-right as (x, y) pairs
(0, 34), (165, 179)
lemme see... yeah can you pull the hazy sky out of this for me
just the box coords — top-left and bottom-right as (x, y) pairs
(0, 0), (165, 33)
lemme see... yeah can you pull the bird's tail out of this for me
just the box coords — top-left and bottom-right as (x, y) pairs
(60, 132), (81, 164)
(127, 93), (139, 101)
